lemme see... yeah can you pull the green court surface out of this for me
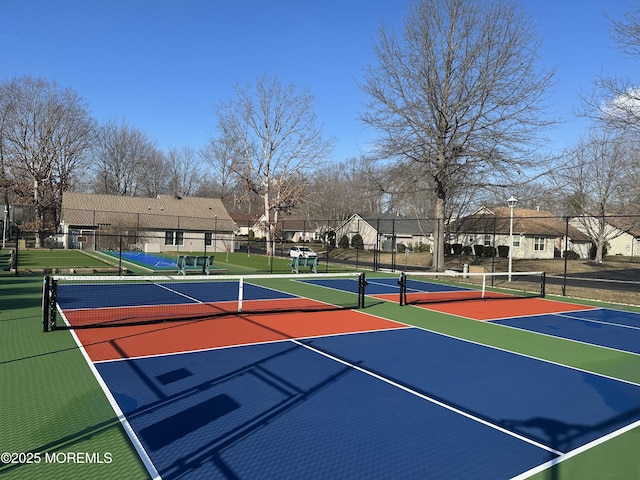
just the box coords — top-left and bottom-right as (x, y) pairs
(2, 253), (640, 478)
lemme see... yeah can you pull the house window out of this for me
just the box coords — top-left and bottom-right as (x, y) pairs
(534, 237), (545, 251)
(204, 232), (212, 246)
(165, 231), (184, 246)
(513, 236), (520, 247)
(483, 235), (492, 246)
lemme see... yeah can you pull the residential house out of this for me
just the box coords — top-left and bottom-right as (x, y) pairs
(450, 206), (591, 259)
(276, 217), (324, 243)
(335, 214), (433, 251)
(60, 193), (236, 253)
(233, 213), (324, 243)
(570, 214), (640, 257)
(230, 213), (259, 237)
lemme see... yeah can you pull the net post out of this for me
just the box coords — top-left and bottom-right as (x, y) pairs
(237, 276), (244, 313)
(399, 272), (406, 306)
(49, 276), (58, 330)
(540, 271), (546, 298)
(358, 272), (367, 308)
(42, 275), (50, 332)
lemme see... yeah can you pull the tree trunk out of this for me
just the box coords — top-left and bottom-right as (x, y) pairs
(263, 184), (272, 256)
(433, 195), (446, 271)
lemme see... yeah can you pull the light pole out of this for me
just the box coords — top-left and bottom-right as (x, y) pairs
(2, 206), (7, 249)
(214, 215), (217, 253)
(507, 196), (518, 281)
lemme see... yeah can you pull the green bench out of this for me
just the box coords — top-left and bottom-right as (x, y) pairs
(177, 255), (214, 275)
(290, 256), (318, 274)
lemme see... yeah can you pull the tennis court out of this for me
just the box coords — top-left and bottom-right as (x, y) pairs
(39, 271), (640, 479)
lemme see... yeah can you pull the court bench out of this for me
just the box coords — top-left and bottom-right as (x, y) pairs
(177, 255), (214, 275)
(290, 256), (318, 274)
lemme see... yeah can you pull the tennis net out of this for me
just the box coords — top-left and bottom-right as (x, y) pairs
(398, 270), (546, 306)
(43, 272), (366, 331)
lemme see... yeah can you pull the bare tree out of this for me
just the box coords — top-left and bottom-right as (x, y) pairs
(90, 118), (156, 196)
(166, 146), (202, 197)
(0, 76), (94, 244)
(303, 155), (385, 221)
(561, 130), (637, 263)
(200, 135), (239, 202)
(359, 0), (556, 270)
(611, 4), (640, 57)
(583, 6), (640, 134)
(137, 148), (170, 197)
(211, 74), (334, 255)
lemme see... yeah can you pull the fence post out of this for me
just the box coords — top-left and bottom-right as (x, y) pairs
(14, 227), (19, 276)
(562, 217), (569, 296)
(118, 235), (123, 275)
(392, 218), (396, 272)
(374, 219), (380, 272)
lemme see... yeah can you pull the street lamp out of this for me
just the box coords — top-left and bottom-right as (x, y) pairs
(214, 215), (217, 253)
(2, 206), (7, 249)
(507, 196), (518, 281)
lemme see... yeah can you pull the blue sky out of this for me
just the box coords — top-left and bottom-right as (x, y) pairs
(1, 0), (637, 161)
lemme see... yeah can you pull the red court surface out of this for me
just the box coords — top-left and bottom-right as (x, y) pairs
(406, 296), (595, 320)
(372, 292), (595, 320)
(74, 310), (406, 362)
(63, 298), (336, 328)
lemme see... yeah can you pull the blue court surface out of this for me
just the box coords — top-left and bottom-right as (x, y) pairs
(94, 326), (640, 479)
(104, 251), (178, 269)
(491, 308), (640, 355)
(364, 275), (471, 295)
(57, 280), (298, 310)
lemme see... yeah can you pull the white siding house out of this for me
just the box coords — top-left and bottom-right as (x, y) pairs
(60, 193), (236, 253)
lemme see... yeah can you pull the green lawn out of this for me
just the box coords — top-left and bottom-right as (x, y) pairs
(2, 249), (640, 479)
(15, 249), (113, 269)
(12, 248), (358, 275)
(0, 260), (149, 479)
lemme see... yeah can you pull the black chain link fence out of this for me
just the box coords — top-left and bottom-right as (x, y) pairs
(4, 212), (640, 306)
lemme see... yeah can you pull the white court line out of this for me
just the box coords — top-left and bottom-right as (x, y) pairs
(511, 418), (640, 479)
(557, 311), (640, 331)
(292, 338), (564, 456)
(58, 308), (162, 479)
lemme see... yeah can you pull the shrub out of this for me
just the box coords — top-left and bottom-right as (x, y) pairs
(589, 242), (608, 260)
(563, 250), (580, 260)
(415, 243), (430, 253)
(338, 234), (350, 249)
(473, 244), (484, 257)
(327, 230), (336, 247)
(351, 233), (364, 250)
(462, 245), (473, 255)
(497, 245), (509, 258)
(452, 243), (463, 255)
(483, 246), (496, 257)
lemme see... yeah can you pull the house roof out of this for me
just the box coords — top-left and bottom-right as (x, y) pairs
(574, 214), (640, 238)
(355, 213), (433, 236)
(229, 213), (260, 227)
(277, 217), (323, 231)
(232, 213), (327, 232)
(61, 193), (235, 232)
(452, 206), (591, 241)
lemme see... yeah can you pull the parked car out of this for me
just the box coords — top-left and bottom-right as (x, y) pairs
(288, 245), (317, 258)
